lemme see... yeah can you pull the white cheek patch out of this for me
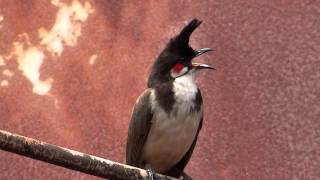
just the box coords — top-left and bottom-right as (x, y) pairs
(170, 66), (188, 78)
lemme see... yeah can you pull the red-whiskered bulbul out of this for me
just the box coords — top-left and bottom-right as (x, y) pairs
(126, 19), (214, 180)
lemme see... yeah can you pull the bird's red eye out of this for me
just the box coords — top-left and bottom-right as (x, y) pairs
(173, 63), (184, 73)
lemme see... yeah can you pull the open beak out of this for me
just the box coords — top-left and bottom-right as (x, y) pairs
(193, 48), (215, 70)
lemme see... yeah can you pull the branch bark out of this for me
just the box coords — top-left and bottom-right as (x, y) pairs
(0, 129), (176, 180)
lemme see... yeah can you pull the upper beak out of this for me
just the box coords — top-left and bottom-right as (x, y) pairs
(194, 48), (213, 57)
(192, 62), (216, 70)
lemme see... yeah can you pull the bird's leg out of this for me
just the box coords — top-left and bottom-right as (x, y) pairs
(180, 171), (192, 180)
(145, 164), (156, 180)
(167, 167), (192, 180)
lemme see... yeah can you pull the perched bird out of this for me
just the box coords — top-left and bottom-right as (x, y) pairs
(126, 19), (214, 180)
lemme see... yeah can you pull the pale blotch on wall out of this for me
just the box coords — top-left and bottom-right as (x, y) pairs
(12, 39), (53, 95)
(0, 0), (94, 96)
(0, 80), (8, 87)
(89, 54), (97, 65)
(0, 15), (3, 29)
(0, 56), (5, 66)
(1, 69), (14, 88)
(39, 0), (94, 56)
(2, 69), (14, 77)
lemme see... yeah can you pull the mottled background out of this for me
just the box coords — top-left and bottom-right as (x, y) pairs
(0, 0), (319, 180)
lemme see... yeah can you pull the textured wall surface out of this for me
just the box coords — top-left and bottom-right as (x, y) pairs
(0, 0), (319, 179)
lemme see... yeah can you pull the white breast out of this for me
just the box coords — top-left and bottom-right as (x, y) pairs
(141, 73), (202, 173)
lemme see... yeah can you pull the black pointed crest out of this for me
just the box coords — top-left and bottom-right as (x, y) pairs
(147, 19), (203, 88)
(174, 18), (202, 46)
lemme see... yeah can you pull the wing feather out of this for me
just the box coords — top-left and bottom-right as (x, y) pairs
(126, 89), (153, 166)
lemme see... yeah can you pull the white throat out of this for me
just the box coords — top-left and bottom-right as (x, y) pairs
(173, 71), (198, 102)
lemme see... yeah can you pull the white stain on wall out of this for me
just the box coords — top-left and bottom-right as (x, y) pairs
(0, 80), (8, 87)
(2, 69), (14, 77)
(89, 54), (97, 65)
(12, 39), (53, 95)
(0, 0), (94, 96)
(0, 15), (3, 29)
(39, 0), (94, 56)
(0, 56), (5, 66)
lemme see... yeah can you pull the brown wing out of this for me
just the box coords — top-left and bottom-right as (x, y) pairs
(126, 89), (153, 167)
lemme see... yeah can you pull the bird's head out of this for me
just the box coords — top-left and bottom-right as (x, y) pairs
(148, 19), (214, 88)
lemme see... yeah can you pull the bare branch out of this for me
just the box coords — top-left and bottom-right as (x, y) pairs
(0, 129), (176, 180)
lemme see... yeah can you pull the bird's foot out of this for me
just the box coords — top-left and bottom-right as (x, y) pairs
(145, 164), (156, 180)
(181, 172), (192, 180)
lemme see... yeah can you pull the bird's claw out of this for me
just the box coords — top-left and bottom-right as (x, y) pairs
(181, 172), (192, 180)
(146, 164), (156, 180)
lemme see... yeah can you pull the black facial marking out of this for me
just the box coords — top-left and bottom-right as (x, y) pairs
(154, 83), (175, 114)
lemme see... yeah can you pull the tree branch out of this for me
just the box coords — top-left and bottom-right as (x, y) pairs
(0, 129), (175, 180)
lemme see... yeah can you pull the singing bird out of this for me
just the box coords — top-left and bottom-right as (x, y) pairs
(126, 19), (214, 180)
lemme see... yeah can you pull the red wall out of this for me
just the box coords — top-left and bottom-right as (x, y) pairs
(0, 0), (319, 179)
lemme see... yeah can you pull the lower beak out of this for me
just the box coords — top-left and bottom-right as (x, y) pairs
(192, 62), (216, 70)
(194, 48), (213, 57)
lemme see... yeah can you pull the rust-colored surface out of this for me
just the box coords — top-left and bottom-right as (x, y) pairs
(0, 0), (319, 179)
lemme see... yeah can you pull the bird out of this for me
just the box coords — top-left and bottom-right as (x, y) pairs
(126, 18), (214, 180)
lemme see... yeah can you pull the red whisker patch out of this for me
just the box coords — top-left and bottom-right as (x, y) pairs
(173, 63), (184, 73)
